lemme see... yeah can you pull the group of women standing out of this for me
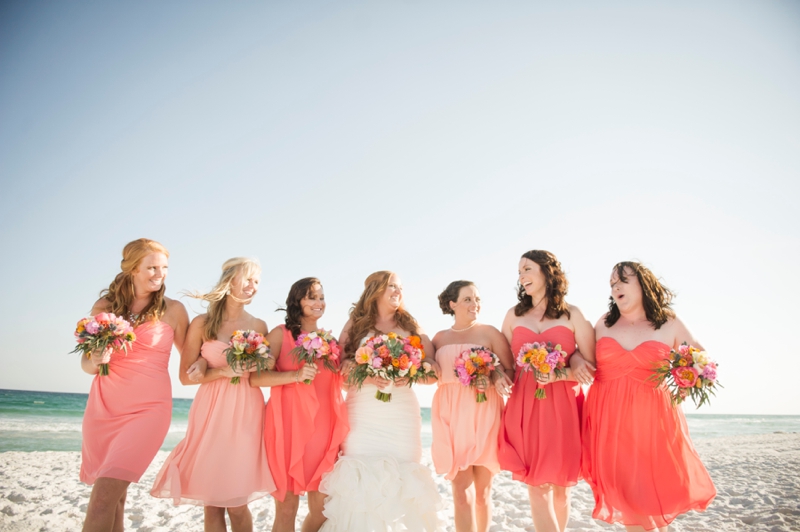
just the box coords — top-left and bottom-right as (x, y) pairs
(79, 238), (716, 532)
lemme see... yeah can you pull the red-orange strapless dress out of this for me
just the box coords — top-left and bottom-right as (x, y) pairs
(80, 320), (173, 484)
(264, 325), (349, 501)
(498, 325), (583, 487)
(582, 337), (716, 530)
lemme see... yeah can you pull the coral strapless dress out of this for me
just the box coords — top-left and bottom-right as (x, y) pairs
(80, 320), (173, 484)
(431, 343), (502, 480)
(498, 325), (583, 487)
(582, 337), (716, 530)
(150, 340), (274, 507)
(264, 325), (349, 501)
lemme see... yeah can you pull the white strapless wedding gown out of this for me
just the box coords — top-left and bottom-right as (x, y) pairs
(320, 382), (444, 531)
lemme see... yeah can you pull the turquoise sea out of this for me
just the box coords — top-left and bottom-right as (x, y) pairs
(1, 388), (798, 453)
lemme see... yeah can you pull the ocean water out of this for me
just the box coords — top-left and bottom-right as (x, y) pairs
(1, 389), (797, 453)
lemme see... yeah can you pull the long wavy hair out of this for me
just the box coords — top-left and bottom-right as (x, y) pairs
(604, 261), (675, 330)
(278, 277), (322, 341)
(514, 249), (570, 320)
(186, 257), (261, 341)
(344, 271), (420, 356)
(99, 238), (169, 324)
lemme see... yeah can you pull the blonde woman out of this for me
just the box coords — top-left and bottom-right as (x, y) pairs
(320, 271), (444, 532)
(80, 238), (189, 532)
(151, 258), (275, 532)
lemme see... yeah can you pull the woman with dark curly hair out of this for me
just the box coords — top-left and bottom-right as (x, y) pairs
(581, 262), (715, 531)
(497, 250), (595, 532)
(250, 278), (349, 532)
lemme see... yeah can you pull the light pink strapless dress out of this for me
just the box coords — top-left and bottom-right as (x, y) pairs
(150, 340), (274, 506)
(81, 320), (173, 484)
(430, 343), (502, 480)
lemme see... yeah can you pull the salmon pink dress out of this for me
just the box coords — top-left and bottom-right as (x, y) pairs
(581, 337), (716, 530)
(150, 340), (274, 507)
(264, 325), (349, 501)
(431, 343), (502, 480)
(80, 320), (173, 484)
(498, 325), (582, 487)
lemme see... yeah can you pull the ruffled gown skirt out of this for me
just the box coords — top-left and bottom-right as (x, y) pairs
(320, 383), (444, 532)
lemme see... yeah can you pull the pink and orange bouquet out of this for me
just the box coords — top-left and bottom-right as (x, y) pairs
(291, 329), (341, 384)
(349, 332), (435, 402)
(70, 313), (136, 376)
(223, 330), (272, 384)
(516, 341), (568, 399)
(454, 346), (503, 403)
(651, 342), (720, 408)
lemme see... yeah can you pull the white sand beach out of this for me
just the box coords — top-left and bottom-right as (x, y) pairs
(1, 433), (798, 532)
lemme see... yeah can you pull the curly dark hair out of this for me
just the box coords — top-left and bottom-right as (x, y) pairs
(279, 277), (322, 340)
(514, 250), (570, 320)
(437, 280), (475, 315)
(605, 262), (675, 330)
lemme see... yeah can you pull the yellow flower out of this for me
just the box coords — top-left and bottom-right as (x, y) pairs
(540, 363), (551, 373)
(388, 332), (397, 339)
(409, 365), (417, 377)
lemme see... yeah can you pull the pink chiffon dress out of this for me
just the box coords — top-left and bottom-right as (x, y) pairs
(264, 325), (349, 501)
(150, 340), (274, 507)
(80, 320), (173, 484)
(581, 337), (716, 529)
(431, 343), (502, 480)
(498, 325), (583, 487)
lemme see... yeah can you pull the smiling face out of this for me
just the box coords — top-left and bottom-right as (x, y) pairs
(132, 252), (169, 295)
(610, 266), (643, 313)
(449, 284), (481, 321)
(229, 269), (260, 302)
(518, 257), (546, 298)
(301, 282), (326, 319)
(381, 274), (404, 310)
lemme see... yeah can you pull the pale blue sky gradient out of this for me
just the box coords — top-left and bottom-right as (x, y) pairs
(1, 1), (798, 413)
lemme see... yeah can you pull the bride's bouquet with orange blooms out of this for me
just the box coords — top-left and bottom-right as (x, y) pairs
(454, 346), (503, 403)
(650, 342), (720, 408)
(291, 329), (341, 384)
(516, 341), (568, 399)
(223, 330), (272, 384)
(70, 313), (136, 376)
(349, 332), (435, 402)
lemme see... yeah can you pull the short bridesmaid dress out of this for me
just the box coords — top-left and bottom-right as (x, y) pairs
(431, 343), (502, 480)
(264, 325), (349, 501)
(81, 320), (173, 484)
(151, 340), (274, 506)
(498, 325), (583, 487)
(581, 337), (715, 529)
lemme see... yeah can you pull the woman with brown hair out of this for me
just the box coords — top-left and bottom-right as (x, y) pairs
(581, 262), (715, 531)
(319, 271), (444, 532)
(150, 257), (274, 532)
(80, 238), (189, 532)
(430, 280), (514, 532)
(497, 250), (595, 532)
(250, 277), (348, 532)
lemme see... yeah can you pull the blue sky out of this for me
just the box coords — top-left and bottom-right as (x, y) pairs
(1, 1), (798, 413)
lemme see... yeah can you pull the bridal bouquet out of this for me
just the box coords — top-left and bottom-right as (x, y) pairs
(70, 313), (136, 376)
(291, 329), (341, 384)
(454, 346), (503, 403)
(650, 342), (720, 408)
(224, 330), (272, 384)
(350, 333), (434, 402)
(516, 341), (568, 399)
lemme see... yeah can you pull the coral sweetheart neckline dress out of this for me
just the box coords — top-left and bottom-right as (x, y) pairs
(498, 325), (583, 487)
(581, 336), (716, 530)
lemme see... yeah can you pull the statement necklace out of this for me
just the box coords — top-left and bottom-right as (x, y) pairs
(451, 321), (478, 333)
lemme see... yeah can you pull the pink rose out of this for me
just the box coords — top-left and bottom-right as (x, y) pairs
(671, 366), (699, 388)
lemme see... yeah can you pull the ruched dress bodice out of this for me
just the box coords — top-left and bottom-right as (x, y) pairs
(582, 337), (716, 529)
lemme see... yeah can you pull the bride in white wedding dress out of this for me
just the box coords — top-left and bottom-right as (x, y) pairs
(320, 271), (445, 532)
